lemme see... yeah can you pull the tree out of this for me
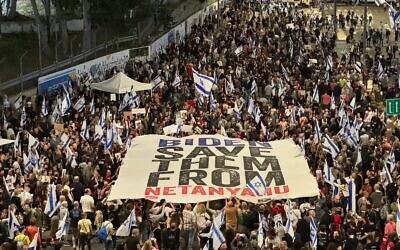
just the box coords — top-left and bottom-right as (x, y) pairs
(82, 0), (91, 51)
(8, 0), (17, 17)
(54, 0), (69, 54)
(31, 0), (50, 56)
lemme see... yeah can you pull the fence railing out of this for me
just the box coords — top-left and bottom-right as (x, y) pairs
(0, 35), (137, 92)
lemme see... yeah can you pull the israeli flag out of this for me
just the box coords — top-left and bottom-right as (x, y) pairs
(383, 164), (393, 187)
(209, 92), (217, 109)
(233, 101), (241, 119)
(289, 38), (293, 58)
(247, 98), (255, 116)
(98, 108), (106, 129)
(193, 69), (216, 96)
(20, 106), (27, 127)
(347, 178), (356, 212)
(355, 61), (362, 73)
(396, 199), (400, 237)
(323, 135), (340, 158)
(313, 120), (322, 144)
(310, 218), (318, 249)
(80, 119), (90, 141)
(172, 70), (182, 87)
(250, 78), (257, 96)
(105, 127), (114, 150)
(323, 160), (335, 184)
(389, 6), (400, 29)
(258, 213), (264, 248)
(285, 201), (294, 239)
(94, 124), (104, 141)
(23, 152), (31, 174)
(225, 76), (234, 95)
(28, 230), (39, 250)
(281, 64), (290, 82)
(125, 130), (131, 148)
(375, 0), (385, 6)
(210, 221), (225, 250)
(41, 97), (48, 117)
(60, 94), (71, 117)
(14, 95), (23, 110)
(247, 173), (266, 196)
(8, 209), (20, 239)
(60, 133), (70, 149)
(73, 96), (85, 112)
(56, 213), (68, 240)
(253, 106), (262, 124)
(151, 75), (163, 91)
(377, 60), (384, 80)
(312, 85), (319, 103)
(44, 184), (60, 217)
(119, 92), (131, 112)
(89, 97), (95, 115)
(326, 55), (333, 71)
(235, 46), (243, 56)
(66, 147), (77, 168)
(356, 146), (362, 166)
(116, 209), (137, 237)
(386, 148), (396, 173)
(14, 132), (21, 155)
(349, 97), (356, 112)
(28, 133), (39, 150)
(260, 122), (268, 138)
(112, 121), (123, 146)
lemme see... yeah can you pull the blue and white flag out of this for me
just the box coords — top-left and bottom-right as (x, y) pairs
(258, 213), (265, 248)
(289, 38), (294, 58)
(260, 122), (268, 138)
(116, 209), (137, 237)
(383, 163), (393, 188)
(377, 61), (384, 80)
(129, 90), (139, 108)
(73, 96), (85, 112)
(253, 106), (262, 124)
(233, 101), (241, 119)
(119, 92), (131, 112)
(326, 55), (333, 71)
(80, 119), (90, 141)
(28, 230), (39, 250)
(250, 78), (257, 96)
(209, 92), (217, 109)
(355, 61), (362, 74)
(56, 213), (68, 240)
(151, 75), (163, 91)
(347, 178), (356, 212)
(211, 221), (225, 250)
(375, 0), (385, 6)
(41, 97), (48, 117)
(330, 95), (336, 111)
(225, 76), (234, 95)
(314, 120), (322, 144)
(389, 6), (400, 29)
(94, 124), (104, 141)
(8, 209), (20, 239)
(349, 97), (356, 112)
(312, 85), (319, 103)
(105, 127), (114, 150)
(14, 95), (23, 110)
(285, 201), (294, 239)
(66, 147), (77, 168)
(20, 106), (26, 127)
(247, 98), (255, 116)
(193, 69), (216, 96)
(356, 146), (362, 166)
(324, 160), (335, 184)
(89, 97), (95, 115)
(172, 70), (182, 88)
(310, 217), (318, 249)
(323, 135), (340, 158)
(281, 64), (290, 82)
(14, 132), (21, 155)
(60, 95), (71, 117)
(23, 152), (31, 174)
(386, 148), (396, 173)
(28, 133), (39, 150)
(98, 108), (106, 129)
(247, 173), (266, 196)
(44, 184), (60, 217)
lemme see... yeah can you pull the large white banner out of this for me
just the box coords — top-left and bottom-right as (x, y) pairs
(109, 135), (318, 203)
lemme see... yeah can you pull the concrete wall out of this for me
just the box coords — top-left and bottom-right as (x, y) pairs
(0, 19), (83, 34)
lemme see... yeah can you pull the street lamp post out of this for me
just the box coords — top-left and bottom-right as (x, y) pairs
(19, 51), (28, 94)
(70, 35), (77, 65)
(36, 25), (42, 73)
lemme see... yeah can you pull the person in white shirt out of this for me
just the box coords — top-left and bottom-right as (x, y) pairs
(80, 188), (95, 224)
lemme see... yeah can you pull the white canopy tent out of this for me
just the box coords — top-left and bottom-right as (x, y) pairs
(0, 138), (15, 146)
(91, 72), (151, 94)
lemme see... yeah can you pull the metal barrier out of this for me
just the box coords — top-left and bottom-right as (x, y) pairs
(0, 35), (137, 92)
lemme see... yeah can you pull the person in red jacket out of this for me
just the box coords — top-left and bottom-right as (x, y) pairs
(25, 219), (41, 247)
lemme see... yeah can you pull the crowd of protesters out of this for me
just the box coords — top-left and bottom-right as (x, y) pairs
(0, 0), (400, 249)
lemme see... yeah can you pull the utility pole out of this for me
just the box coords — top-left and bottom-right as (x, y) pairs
(19, 51), (28, 94)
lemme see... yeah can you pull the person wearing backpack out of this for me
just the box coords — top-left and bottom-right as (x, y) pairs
(78, 212), (93, 250)
(101, 218), (115, 250)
